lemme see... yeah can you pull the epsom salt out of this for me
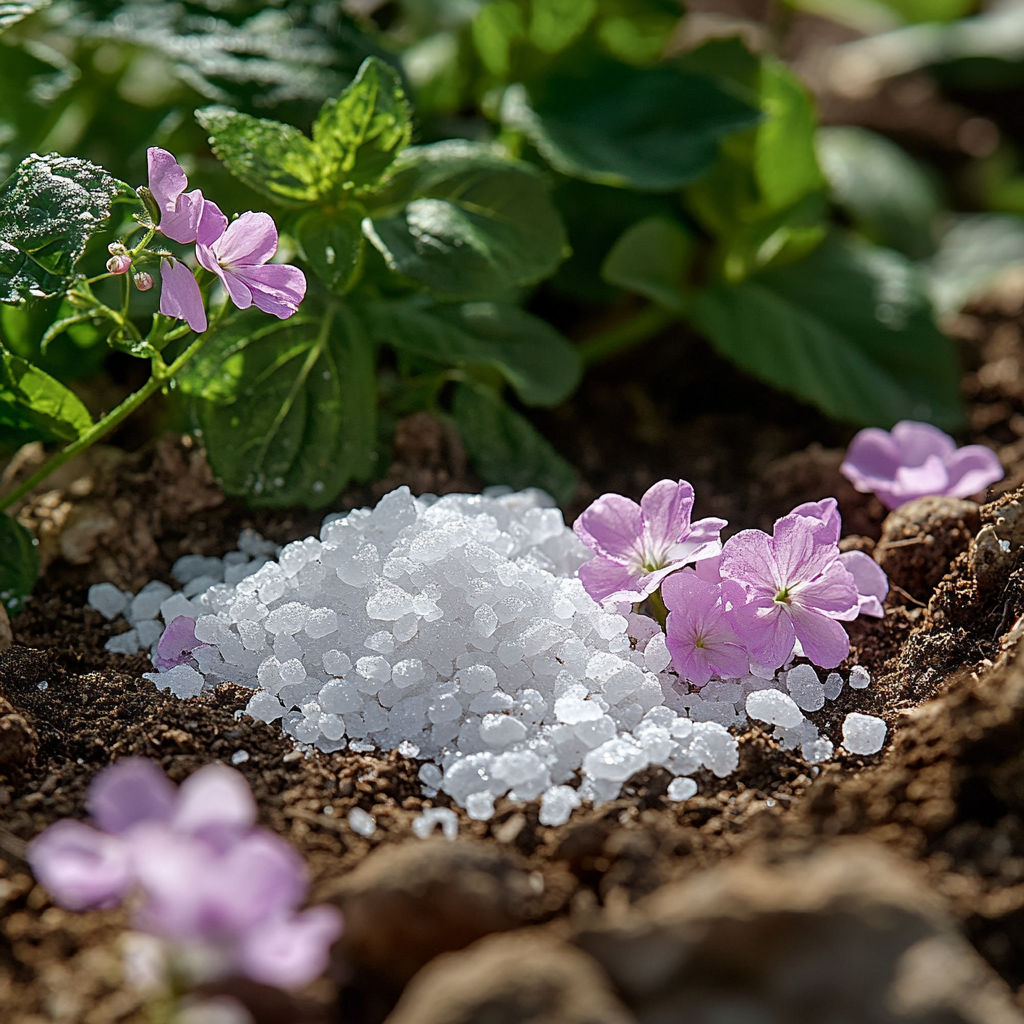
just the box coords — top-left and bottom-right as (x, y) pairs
(842, 712), (887, 755)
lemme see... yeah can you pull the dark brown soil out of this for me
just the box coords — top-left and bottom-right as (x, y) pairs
(6, 293), (1024, 1022)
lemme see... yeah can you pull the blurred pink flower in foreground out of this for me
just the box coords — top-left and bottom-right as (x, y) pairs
(841, 420), (1003, 511)
(28, 759), (342, 991)
(573, 479), (725, 604)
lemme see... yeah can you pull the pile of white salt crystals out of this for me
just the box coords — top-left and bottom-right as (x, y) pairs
(90, 486), (888, 827)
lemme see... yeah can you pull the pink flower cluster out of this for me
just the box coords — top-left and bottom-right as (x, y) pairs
(27, 759), (341, 991)
(147, 148), (306, 333)
(574, 481), (889, 686)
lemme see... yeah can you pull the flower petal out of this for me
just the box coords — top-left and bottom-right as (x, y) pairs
(155, 616), (201, 672)
(639, 479), (694, 555)
(197, 244), (253, 311)
(839, 550), (889, 619)
(231, 263), (306, 320)
(771, 513), (837, 586)
(723, 582), (795, 670)
(159, 258), (207, 333)
(891, 420), (957, 466)
(27, 819), (134, 911)
(891, 455), (950, 504)
(573, 493), (644, 564)
(841, 427), (902, 489)
(147, 147), (187, 217)
(197, 200), (229, 247)
(237, 905), (343, 989)
(720, 528), (778, 598)
(578, 555), (644, 604)
(212, 211), (278, 268)
(88, 758), (177, 835)
(943, 444), (1004, 499)
(791, 497), (841, 545)
(173, 764), (256, 839)
(792, 558), (860, 618)
(158, 189), (204, 245)
(787, 603), (851, 668)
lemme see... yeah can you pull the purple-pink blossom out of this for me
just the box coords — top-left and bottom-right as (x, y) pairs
(148, 148), (206, 246)
(159, 258), (207, 333)
(574, 479), (725, 604)
(27, 759), (342, 991)
(663, 571), (748, 687)
(720, 508), (859, 670)
(196, 211), (306, 320)
(155, 616), (206, 672)
(841, 420), (1003, 511)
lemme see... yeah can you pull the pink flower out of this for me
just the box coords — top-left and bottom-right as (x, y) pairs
(721, 509), (859, 670)
(663, 571), (749, 687)
(841, 420), (1003, 511)
(26, 759), (342, 990)
(107, 254), (131, 275)
(147, 148), (206, 245)
(159, 257), (207, 333)
(155, 616), (207, 672)
(196, 211), (306, 320)
(573, 480), (726, 604)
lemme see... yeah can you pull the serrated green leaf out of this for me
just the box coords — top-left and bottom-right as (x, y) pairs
(601, 216), (692, 311)
(196, 107), (321, 205)
(313, 56), (412, 195)
(452, 383), (576, 504)
(0, 348), (92, 441)
(817, 125), (941, 259)
(0, 0), (49, 34)
(366, 299), (580, 406)
(179, 307), (376, 508)
(296, 206), (365, 294)
(364, 141), (568, 299)
(502, 57), (760, 192)
(0, 154), (130, 303)
(688, 233), (963, 429)
(0, 513), (38, 615)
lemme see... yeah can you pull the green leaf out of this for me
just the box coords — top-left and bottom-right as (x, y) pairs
(196, 107), (322, 205)
(296, 206), (366, 294)
(601, 216), (692, 312)
(472, 0), (525, 78)
(364, 141), (568, 299)
(313, 56), (412, 195)
(0, 0), (49, 34)
(529, 0), (596, 54)
(688, 233), (963, 428)
(0, 154), (130, 303)
(925, 214), (1024, 315)
(452, 383), (577, 504)
(0, 348), (92, 441)
(817, 126), (941, 259)
(179, 307), (376, 508)
(366, 299), (581, 406)
(0, 513), (38, 615)
(502, 57), (760, 191)
(755, 61), (826, 213)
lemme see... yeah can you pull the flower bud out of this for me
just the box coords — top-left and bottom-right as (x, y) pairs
(106, 254), (132, 275)
(133, 271), (154, 292)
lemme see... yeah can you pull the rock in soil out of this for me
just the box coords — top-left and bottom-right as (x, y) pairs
(574, 840), (1020, 1024)
(384, 930), (635, 1024)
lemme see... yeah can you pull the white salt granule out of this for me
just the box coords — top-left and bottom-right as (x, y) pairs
(666, 777), (698, 802)
(88, 583), (129, 620)
(136, 620), (164, 650)
(849, 665), (871, 689)
(842, 712), (886, 755)
(643, 633), (671, 673)
(745, 689), (804, 729)
(412, 807), (458, 840)
(786, 664), (825, 712)
(539, 785), (582, 826)
(824, 672), (844, 700)
(230, 750), (249, 765)
(802, 737), (834, 763)
(106, 629), (140, 655)
(128, 581), (172, 624)
(348, 807), (377, 837)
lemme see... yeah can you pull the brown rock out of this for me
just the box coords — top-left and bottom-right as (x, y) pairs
(327, 839), (533, 986)
(0, 696), (36, 769)
(575, 841), (1020, 1024)
(875, 496), (980, 602)
(384, 930), (636, 1024)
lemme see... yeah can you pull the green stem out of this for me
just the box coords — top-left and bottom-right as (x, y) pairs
(577, 304), (676, 366)
(644, 588), (670, 630)
(0, 329), (206, 512)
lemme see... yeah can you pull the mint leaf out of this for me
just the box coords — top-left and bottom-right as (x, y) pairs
(0, 154), (130, 302)
(817, 126), (941, 260)
(296, 205), (365, 295)
(179, 308), (376, 508)
(196, 108), (321, 206)
(0, 513), (37, 615)
(502, 58), (760, 191)
(0, 348), (92, 441)
(364, 141), (568, 299)
(689, 233), (963, 429)
(601, 216), (692, 311)
(452, 382), (577, 504)
(313, 56), (412, 195)
(366, 300), (580, 406)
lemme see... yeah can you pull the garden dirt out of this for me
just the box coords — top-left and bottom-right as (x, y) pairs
(6, 302), (1024, 1021)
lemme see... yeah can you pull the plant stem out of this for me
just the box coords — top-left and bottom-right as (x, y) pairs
(576, 304), (676, 366)
(0, 331), (206, 512)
